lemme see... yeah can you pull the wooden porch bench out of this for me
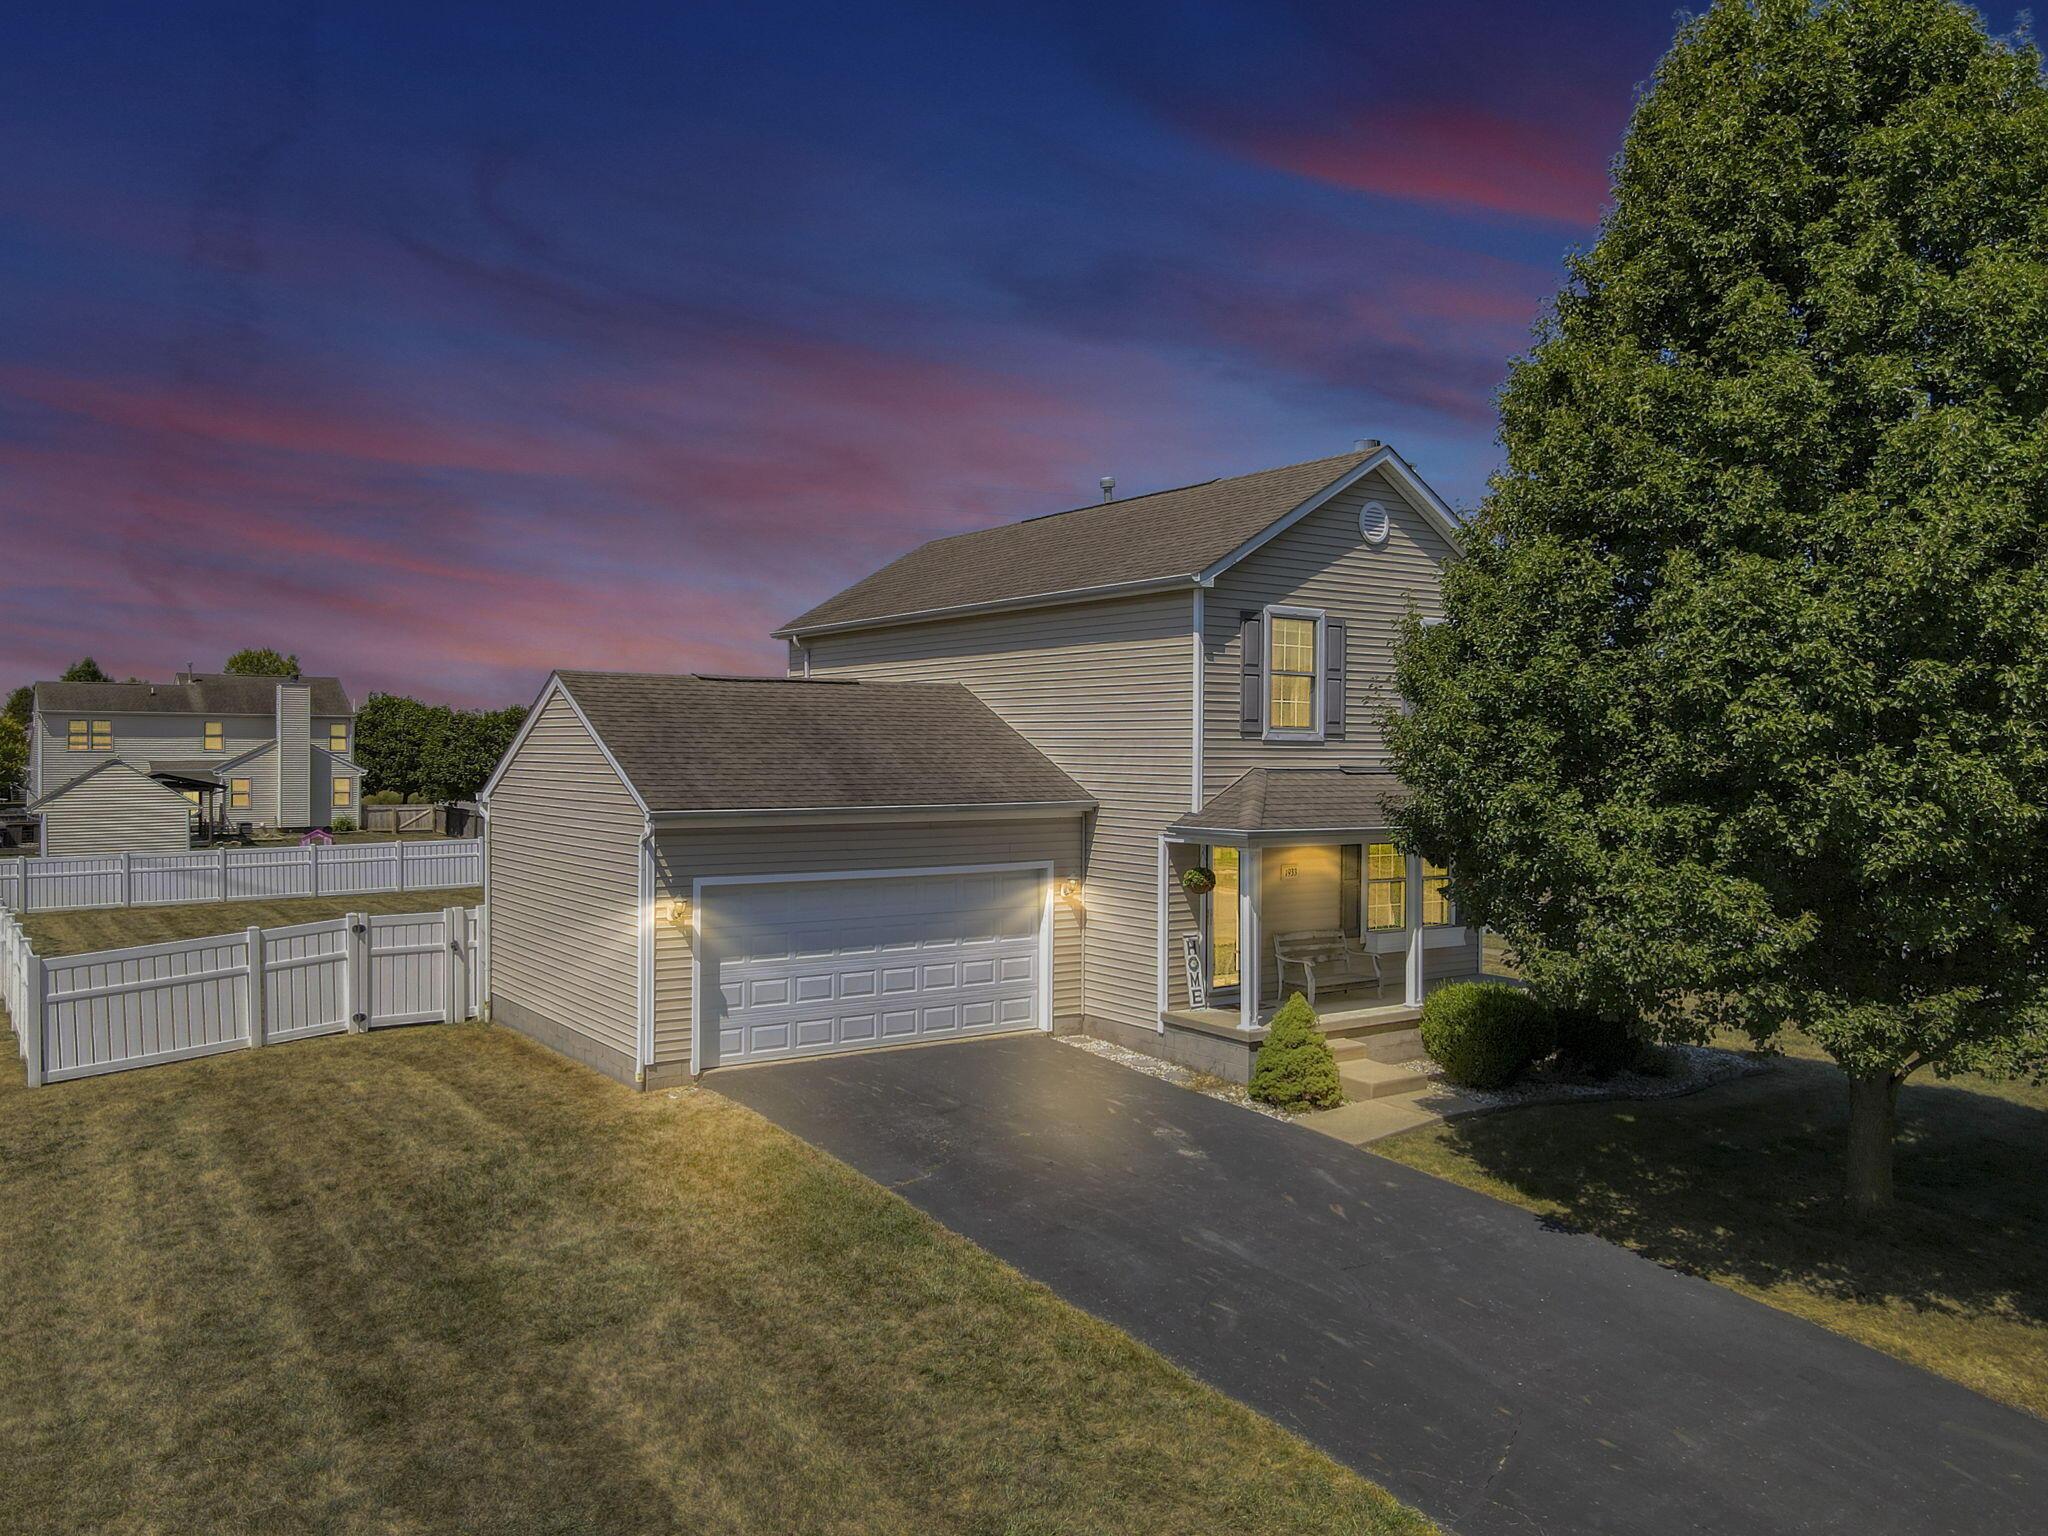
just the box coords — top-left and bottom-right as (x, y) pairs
(1272, 930), (1384, 1009)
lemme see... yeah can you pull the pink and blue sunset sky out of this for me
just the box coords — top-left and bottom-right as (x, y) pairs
(6, 2), (2027, 706)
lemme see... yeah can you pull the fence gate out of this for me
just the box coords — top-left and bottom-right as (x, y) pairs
(362, 910), (465, 1029)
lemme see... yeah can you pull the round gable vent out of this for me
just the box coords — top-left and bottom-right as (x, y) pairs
(1359, 499), (1391, 546)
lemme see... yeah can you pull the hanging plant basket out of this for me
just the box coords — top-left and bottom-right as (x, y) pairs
(1180, 865), (1217, 896)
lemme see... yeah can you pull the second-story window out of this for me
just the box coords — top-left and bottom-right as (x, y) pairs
(70, 719), (112, 751)
(204, 721), (224, 751)
(1266, 609), (1322, 736)
(328, 722), (348, 752)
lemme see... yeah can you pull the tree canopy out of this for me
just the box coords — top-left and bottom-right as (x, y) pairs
(355, 693), (526, 802)
(223, 648), (301, 677)
(1388, 0), (2048, 1209)
(0, 715), (24, 803)
(59, 658), (108, 683)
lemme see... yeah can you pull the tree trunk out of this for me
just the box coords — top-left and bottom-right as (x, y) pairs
(1846, 1072), (1900, 1213)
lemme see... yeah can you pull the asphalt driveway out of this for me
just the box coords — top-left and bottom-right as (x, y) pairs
(713, 1034), (2048, 1536)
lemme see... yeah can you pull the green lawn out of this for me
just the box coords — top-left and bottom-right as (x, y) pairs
(20, 889), (485, 957)
(0, 1020), (1431, 1536)
(1373, 1035), (2048, 1419)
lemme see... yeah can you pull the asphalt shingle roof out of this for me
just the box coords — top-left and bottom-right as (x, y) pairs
(553, 671), (1095, 816)
(778, 450), (1379, 635)
(1169, 769), (1408, 836)
(34, 673), (353, 716)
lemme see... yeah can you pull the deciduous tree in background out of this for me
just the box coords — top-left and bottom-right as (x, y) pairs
(223, 648), (300, 676)
(355, 693), (526, 802)
(58, 658), (107, 683)
(1389, 0), (2048, 1211)
(0, 715), (25, 803)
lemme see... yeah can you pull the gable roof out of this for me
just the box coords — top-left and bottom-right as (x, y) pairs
(28, 758), (197, 811)
(1169, 768), (1409, 837)
(776, 444), (1462, 639)
(33, 673), (354, 716)
(540, 671), (1095, 818)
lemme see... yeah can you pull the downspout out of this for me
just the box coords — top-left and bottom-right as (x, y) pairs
(637, 819), (656, 1085)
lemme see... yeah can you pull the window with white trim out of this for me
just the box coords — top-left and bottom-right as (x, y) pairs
(1365, 843), (1406, 930)
(332, 776), (352, 808)
(328, 722), (347, 752)
(1423, 860), (1456, 926)
(1264, 606), (1324, 739)
(69, 719), (112, 751)
(230, 778), (252, 810)
(203, 720), (224, 751)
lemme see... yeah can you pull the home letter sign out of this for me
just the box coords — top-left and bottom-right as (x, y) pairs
(1182, 933), (1206, 1010)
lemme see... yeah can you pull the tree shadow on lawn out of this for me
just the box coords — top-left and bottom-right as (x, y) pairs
(1416, 1057), (2048, 1330)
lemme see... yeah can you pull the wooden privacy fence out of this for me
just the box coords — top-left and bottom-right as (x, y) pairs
(363, 804), (447, 835)
(0, 838), (482, 914)
(2, 903), (486, 1086)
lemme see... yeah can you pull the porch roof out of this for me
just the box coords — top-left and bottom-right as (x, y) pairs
(1169, 768), (1407, 838)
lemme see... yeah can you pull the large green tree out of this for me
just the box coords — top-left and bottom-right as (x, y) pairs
(3, 687), (30, 730)
(355, 694), (526, 801)
(0, 715), (25, 803)
(223, 648), (300, 676)
(1389, 0), (2048, 1211)
(59, 658), (108, 683)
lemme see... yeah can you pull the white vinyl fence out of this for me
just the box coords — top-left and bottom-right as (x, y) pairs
(0, 839), (481, 915)
(2, 903), (486, 1086)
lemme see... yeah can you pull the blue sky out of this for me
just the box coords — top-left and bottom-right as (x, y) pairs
(2, 1), (2027, 702)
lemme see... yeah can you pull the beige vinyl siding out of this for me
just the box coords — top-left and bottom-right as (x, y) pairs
(486, 691), (643, 1063)
(1247, 842), (1482, 1005)
(1204, 466), (1453, 795)
(275, 686), (312, 825)
(39, 764), (194, 855)
(311, 747), (360, 825)
(224, 745), (278, 825)
(650, 815), (1083, 1072)
(33, 712), (279, 810)
(804, 591), (1193, 1036)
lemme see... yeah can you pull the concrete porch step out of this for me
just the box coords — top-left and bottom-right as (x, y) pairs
(1335, 1054), (1429, 1101)
(1328, 1028), (1425, 1065)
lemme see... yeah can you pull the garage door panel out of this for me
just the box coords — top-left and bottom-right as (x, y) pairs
(707, 869), (1045, 1066)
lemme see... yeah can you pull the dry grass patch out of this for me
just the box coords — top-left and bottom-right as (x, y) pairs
(19, 888), (484, 957)
(0, 1019), (1430, 1535)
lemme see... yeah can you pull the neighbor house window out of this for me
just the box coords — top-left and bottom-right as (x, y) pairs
(1366, 843), (1406, 930)
(1266, 610), (1321, 734)
(69, 719), (112, 750)
(328, 723), (348, 752)
(181, 790), (201, 807)
(230, 778), (251, 810)
(332, 776), (352, 808)
(67, 720), (88, 751)
(203, 721), (224, 751)
(1423, 860), (1456, 926)
(91, 720), (111, 750)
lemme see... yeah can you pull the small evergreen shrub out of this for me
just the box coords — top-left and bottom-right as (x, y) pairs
(363, 790), (404, 806)
(1419, 982), (1554, 1090)
(1552, 1006), (1641, 1077)
(1248, 993), (1343, 1111)
(329, 815), (357, 834)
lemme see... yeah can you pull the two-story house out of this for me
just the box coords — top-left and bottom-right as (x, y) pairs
(482, 445), (1478, 1087)
(27, 672), (360, 854)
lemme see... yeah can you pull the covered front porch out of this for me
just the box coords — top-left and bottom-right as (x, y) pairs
(1154, 769), (1481, 1051)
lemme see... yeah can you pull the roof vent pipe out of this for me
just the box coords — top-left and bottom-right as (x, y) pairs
(1099, 475), (1116, 502)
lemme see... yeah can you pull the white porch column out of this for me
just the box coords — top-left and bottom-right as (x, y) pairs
(1240, 844), (1262, 1030)
(1155, 836), (1170, 1024)
(1404, 852), (1425, 1007)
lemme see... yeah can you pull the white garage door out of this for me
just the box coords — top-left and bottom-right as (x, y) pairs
(707, 867), (1046, 1066)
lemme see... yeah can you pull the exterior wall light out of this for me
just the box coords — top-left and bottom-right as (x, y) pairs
(1057, 878), (1085, 911)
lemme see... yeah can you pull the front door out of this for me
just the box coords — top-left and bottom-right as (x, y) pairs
(1209, 846), (1240, 993)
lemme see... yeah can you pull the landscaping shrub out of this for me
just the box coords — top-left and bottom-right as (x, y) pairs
(1248, 993), (1343, 1111)
(363, 790), (403, 806)
(1552, 1006), (1642, 1077)
(1419, 982), (1554, 1090)
(329, 815), (357, 834)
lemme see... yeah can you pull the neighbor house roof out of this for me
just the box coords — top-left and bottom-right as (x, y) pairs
(33, 673), (354, 716)
(1169, 769), (1408, 837)
(777, 444), (1461, 638)
(547, 670), (1096, 817)
(28, 758), (194, 811)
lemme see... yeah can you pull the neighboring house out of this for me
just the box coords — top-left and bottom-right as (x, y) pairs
(27, 672), (360, 855)
(484, 443), (1479, 1085)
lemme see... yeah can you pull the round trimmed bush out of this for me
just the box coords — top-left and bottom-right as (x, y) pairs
(1419, 982), (1554, 1090)
(1248, 992), (1343, 1111)
(1552, 1006), (1641, 1077)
